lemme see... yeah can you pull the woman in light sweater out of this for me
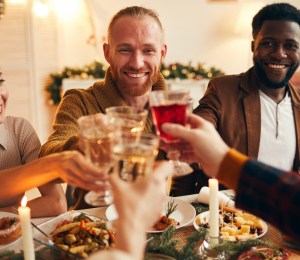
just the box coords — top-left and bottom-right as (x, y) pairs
(0, 72), (66, 217)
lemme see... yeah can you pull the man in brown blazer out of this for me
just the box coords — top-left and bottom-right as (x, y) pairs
(171, 3), (300, 195)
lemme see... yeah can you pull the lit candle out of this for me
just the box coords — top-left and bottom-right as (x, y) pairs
(209, 178), (219, 238)
(18, 196), (35, 260)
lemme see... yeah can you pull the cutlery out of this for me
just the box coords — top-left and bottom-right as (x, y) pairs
(11, 207), (54, 245)
(146, 236), (154, 244)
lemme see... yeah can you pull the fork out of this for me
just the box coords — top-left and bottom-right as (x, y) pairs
(11, 207), (54, 245)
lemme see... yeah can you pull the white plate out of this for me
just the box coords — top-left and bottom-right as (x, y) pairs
(193, 211), (268, 241)
(0, 211), (21, 250)
(34, 210), (104, 241)
(106, 196), (196, 233)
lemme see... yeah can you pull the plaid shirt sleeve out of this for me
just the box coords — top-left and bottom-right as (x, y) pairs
(236, 159), (300, 241)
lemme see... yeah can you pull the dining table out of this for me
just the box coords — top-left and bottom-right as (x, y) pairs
(1, 193), (300, 259)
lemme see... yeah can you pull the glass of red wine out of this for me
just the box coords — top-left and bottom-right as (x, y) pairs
(149, 89), (193, 176)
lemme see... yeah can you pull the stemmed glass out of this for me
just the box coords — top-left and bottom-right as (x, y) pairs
(77, 113), (121, 207)
(105, 106), (148, 142)
(149, 89), (193, 176)
(112, 133), (159, 182)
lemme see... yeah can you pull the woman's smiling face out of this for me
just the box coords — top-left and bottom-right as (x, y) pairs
(0, 72), (9, 123)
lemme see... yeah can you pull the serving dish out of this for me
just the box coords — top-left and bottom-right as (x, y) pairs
(0, 212), (21, 250)
(34, 210), (114, 258)
(193, 209), (267, 241)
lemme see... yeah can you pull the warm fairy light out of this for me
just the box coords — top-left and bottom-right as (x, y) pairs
(33, 0), (49, 17)
(21, 195), (28, 207)
(8, 0), (25, 3)
(53, 0), (83, 21)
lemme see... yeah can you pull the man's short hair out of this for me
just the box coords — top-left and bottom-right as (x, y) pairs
(252, 3), (300, 39)
(107, 6), (164, 43)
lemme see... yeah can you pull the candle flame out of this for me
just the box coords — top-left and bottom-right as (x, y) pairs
(21, 196), (27, 207)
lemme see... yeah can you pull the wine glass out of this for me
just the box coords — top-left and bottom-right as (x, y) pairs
(149, 89), (193, 176)
(112, 133), (159, 182)
(77, 113), (121, 207)
(105, 106), (148, 142)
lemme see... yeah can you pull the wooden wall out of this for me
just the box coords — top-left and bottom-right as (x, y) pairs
(0, 1), (58, 143)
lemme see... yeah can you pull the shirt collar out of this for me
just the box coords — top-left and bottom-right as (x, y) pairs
(0, 121), (8, 150)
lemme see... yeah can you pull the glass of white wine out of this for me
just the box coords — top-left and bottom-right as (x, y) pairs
(112, 133), (159, 182)
(78, 113), (121, 207)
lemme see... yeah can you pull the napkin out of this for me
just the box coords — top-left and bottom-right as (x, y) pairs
(197, 186), (235, 208)
(175, 187), (235, 208)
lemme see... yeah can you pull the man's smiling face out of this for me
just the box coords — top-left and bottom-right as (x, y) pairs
(252, 20), (300, 89)
(104, 15), (166, 97)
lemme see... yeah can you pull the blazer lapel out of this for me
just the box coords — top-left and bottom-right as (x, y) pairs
(243, 94), (261, 157)
(240, 69), (261, 158)
(289, 83), (300, 170)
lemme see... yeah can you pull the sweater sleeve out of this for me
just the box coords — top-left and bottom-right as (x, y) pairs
(39, 89), (96, 157)
(216, 148), (249, 190)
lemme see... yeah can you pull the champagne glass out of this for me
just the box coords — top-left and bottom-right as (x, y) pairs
(77, 113), (121, 207)
(106, 106), (148, 142)
(112, 133), (159, 182)
(149, 89), (193, 176)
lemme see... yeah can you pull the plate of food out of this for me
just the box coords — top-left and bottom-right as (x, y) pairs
(35, 211), (115, 258)
(0, 211), (22, 250)
(193, 206), (267, 242)
(106, 196), (196, 233)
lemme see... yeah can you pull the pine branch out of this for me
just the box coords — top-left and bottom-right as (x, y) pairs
(177, 228), (207, 259)
(191, 202), (208, 215)
(147, 227), (179, 258)
(165, 199), (178, 218)
(213, 239), (274, 258)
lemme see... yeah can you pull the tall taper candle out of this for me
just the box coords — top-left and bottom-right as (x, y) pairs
(209, 178), (219, 238)
(18, 196), (35, 260)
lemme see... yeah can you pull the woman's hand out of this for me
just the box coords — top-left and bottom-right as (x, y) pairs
(44, 151), (110, 192)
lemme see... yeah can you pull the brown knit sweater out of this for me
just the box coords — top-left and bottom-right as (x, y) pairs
(40, 69), (168, 209)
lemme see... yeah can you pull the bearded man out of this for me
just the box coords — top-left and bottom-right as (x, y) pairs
(171, 3), (300, 195)
(40, 6), (168, 209)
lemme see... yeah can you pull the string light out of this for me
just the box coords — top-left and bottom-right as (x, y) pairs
(33, 0), (49, 17)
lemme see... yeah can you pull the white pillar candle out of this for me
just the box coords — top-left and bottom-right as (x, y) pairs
(18, 196), (35, 260)
(209, 178), (219, 238)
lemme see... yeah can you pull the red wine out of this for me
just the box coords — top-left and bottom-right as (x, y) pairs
(151, 103), (187, 141)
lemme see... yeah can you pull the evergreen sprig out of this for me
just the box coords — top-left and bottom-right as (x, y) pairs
(146, 226), (207, 260)
(191, 202), (208, 215)
(165, 199), (178, 218)
(177, 228), (207, 260)
(147, 227), (179, 258)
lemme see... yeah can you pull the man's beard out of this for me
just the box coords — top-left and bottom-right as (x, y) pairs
(110, 65), (161, 97)
(253, 59), (298, 89)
